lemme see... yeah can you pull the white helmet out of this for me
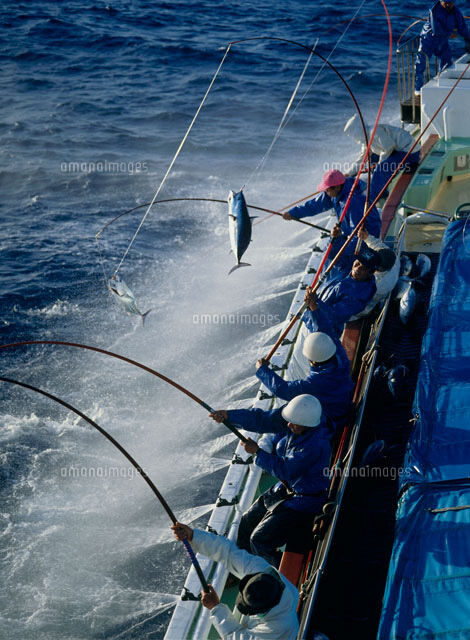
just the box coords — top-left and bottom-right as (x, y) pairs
(281, 394), (322, 428)
(303, 332), (336, 363)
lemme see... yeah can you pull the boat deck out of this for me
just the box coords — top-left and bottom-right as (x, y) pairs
(304, 252), (440, 639)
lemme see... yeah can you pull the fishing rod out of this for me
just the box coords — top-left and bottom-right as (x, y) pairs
(94, 197), (331, 239)
(97, 165), (376, 242)
(0, 340), (248, 443)
(264, 0), (394, 362)
(0, 375), (209, 591)
(265, 50), (470, 363)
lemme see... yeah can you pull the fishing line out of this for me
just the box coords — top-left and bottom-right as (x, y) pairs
(241, 44), (317, 190)
(112, 44), (232, 279)
(0, 340), (248, 443)
(96, 194), (330, 264)
(282, 0), (368, 130)
(95, 189), (326, 241)
(396, 20), (425, 47)
(0, 375), (209, 591)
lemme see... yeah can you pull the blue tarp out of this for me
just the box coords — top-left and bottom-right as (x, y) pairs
(379, 219), (470, 639)
(377, 481), (470, 639)
(401, 219), (470, 487)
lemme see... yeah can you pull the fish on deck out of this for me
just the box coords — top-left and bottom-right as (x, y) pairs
(395, 253), (432, 323)
(108, 275), (152, 325)
(228, 190), (254, 275)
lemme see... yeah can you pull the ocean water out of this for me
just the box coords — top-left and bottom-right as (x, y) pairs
(0, 1), (429, 638)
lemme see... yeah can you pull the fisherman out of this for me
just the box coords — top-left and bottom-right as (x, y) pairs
(414, 1), (470, 94)
(255, 331), (353, 432)
(211, 394), (331, 567)
(282, 169), (382, 253)
(349, 228), (399, 319)
(303, 240), (379, 338)
(344, 114), (420, 201)
(171, 522), (300, 640)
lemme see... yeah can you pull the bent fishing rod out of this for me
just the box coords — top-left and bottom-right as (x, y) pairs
(95, 163), (376, 242)
(0, 340), (248, 443)
(264, 53), (470, 363)
(95, 197), (330, 240)
(0, 375), (209, 591)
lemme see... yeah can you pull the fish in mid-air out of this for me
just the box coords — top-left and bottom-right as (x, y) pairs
(228, 190), (254, 275)
(108, 276), (152, 325)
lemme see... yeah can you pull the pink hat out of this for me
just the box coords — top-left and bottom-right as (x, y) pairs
(317, 169), (346, 192)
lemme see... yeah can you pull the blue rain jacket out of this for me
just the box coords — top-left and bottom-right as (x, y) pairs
(303, 270), (376, 338)
(256, 429), (331, 512)
(229, 408), (331, 512)
(420, 2), (469, 50)
(256, 354), (353, 431)
(288, 177), (382, 241)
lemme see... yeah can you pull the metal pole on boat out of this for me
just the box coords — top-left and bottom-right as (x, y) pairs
(0, 340), (249, 443)
(0, 375), (210, 592)
(401, 203), (450, 219)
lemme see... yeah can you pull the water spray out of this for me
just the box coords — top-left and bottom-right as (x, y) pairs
(0, 375), (209, 592)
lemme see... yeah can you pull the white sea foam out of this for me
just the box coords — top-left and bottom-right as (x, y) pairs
(26, 301), (80, 317)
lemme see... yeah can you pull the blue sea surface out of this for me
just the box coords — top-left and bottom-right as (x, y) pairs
(0, 0), (445, 638)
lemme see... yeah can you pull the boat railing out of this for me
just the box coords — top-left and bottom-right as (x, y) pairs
(396, 35), (437, 124)
(165, 219), (333, 640)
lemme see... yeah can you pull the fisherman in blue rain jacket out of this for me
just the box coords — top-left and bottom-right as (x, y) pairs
(415, 1), (470, 92)
(210, 395), (331, 567)
(283, 169), (382, 261)
(302, 238), (380, 339)
(254, 329), (353, 432)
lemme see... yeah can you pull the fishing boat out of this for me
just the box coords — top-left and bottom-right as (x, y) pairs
(165, 39), (470, 640)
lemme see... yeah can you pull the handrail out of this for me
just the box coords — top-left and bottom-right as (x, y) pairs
(396, 34), (438, 123)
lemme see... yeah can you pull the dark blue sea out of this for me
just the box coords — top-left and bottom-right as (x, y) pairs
(0, 1), (441, 638)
